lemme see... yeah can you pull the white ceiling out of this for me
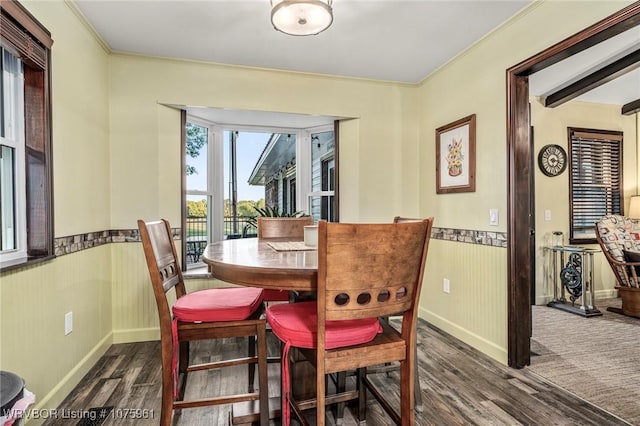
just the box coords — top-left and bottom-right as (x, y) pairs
(73, 0), (638, 120)
(74, 0), (530, 84)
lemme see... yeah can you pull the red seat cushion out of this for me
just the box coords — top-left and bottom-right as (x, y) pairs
(263, 289), (290, 302)
(266, 301), (382, 349)
(173, 287), (264, 322)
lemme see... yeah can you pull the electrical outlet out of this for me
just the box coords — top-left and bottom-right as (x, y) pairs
(65, 312), (73, 335)
(443, 278), (450, 294)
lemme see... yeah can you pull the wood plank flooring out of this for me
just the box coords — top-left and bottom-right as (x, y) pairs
(43, 319), (630, 426)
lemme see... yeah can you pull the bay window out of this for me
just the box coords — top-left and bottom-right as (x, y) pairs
(182, 115), (338, 268)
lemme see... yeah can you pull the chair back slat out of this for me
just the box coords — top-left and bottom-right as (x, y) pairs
(318, 220), (433, 322)
(257, 216), (313, 239)
(138, 219), (187, 307)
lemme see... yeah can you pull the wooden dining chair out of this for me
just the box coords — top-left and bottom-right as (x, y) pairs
(138, 219), (269, 426)
(266, 218), (434, 425)
(364, 216), (426, 411)
(257, 216), (314, 239)
(258, 216), (314, 302)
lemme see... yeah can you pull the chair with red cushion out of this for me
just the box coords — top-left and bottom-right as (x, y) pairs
(267, 218), (434, 425)
(138, 219), (269, 426)
(257, 216), (314, 302)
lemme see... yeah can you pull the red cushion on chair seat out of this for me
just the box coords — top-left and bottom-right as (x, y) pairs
(263, 289), (290, 302)
(266, 301), (382, 349)
(173, 287), (264, 322)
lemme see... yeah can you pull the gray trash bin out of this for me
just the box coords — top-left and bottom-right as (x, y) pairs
(0, 371), (27, 425)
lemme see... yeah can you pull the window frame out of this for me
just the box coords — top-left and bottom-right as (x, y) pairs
(568, 127), (623, 244)
(180, 118), (339, 267)
(308, 125), (336, 222)
(0, 0), (54, 271)
(182, 116), (223, 268)
(1, 47), (27, 261)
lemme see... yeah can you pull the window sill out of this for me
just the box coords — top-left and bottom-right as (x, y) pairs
(183, 265), (213, 280)
(0, 254), (56, 273)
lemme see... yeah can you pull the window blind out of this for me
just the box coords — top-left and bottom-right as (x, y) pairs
(569, 128), (622, 243)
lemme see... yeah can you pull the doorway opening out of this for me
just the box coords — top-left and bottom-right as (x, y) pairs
(506, 2), (640, 368)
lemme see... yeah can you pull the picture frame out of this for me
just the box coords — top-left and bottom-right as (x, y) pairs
(435, 114), (476, 194)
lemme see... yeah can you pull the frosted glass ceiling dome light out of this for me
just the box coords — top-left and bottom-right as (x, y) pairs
(271, 0), (333, 36)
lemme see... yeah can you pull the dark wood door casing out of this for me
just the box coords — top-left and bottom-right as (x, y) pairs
(506, 1), (640, 369)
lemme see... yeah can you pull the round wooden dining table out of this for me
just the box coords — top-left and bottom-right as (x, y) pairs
(201, 237), (318, 291)
(201, 235), (425, 418)
(201, 237), (318, 423)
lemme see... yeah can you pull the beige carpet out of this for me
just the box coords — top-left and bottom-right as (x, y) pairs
(530, 298), (640, 425)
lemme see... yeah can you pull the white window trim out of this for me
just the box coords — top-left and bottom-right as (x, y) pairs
(186, 117), (224, 245)
(184, 119), (332, 247)
(306, 125), (335, 219)
(296, 130), (311, 214)
(0, 48), (27, 265)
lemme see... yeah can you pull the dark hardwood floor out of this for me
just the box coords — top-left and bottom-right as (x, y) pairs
(44, 319), (629, 425)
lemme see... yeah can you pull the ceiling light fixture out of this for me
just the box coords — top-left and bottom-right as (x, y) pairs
(271, 0), (333, 36)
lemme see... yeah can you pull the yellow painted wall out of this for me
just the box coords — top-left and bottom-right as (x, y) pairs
(420, 241), (508, 362)
(0, 248), (112, 421)
(532, 99), (638, 304)
(416, 0), (634, 363)
(108, 55), (419, 228)
(1, 0), (637, 420)
(45, 1), (111, 236)
(0, 0), (112, 420)
(107, 54), (421, 339)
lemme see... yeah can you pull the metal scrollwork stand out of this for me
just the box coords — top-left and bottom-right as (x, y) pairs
(560, 253), (582, 304)
(545, 245), (602, 317)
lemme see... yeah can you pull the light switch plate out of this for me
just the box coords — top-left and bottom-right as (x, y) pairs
(544, 209), (552, 221)
(489, 209), (499, 226)
(65, 311), (73, 335)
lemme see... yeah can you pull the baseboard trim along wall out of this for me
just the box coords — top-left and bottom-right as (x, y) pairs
(420, 306), (507, 365)
(112, 328), (160, 344)
(29, 333), (113, 424)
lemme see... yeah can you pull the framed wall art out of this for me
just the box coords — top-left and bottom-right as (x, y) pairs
(436, 114), (476, 194)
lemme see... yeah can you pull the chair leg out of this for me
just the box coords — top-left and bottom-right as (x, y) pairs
(160, 343), (174, 426)
(357, 368), (367, 423)
(178, 341), (189, 401)
(248, 335), (256, 393)
(256, 324), (269, 426)
(334, 372), (346, 425)
(414, 343), (423, 412)
(317, 368), (326, 426)
(399, 359), (414, 426)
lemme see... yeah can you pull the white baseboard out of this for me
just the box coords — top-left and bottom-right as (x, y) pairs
(112, 327), (160, 344)
(26, 333), (113, 425)
(419, 307), (507, 365)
